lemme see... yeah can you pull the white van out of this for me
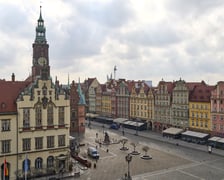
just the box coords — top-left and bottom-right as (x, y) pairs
(87, 147), (100, 159)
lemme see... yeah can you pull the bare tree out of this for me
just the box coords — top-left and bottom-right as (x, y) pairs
(142, 146), (149, 156)
(130, 142), (140, 155)
(120, 138), (128, 151)
(130, 142), (136, 152)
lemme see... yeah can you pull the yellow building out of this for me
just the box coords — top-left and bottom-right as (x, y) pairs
(129, 81), (154, 128)
(101, 89), (112, 117)
(189, 83), (214, 133)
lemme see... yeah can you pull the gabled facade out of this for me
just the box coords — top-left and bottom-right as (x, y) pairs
(101, 87), (112, 117)
(17, 78), (70, 178)
(70, 80), (86, 136)
(171, 79), (189, 129)
(154, 80), (174, 131)
(211, 81), (224, 137)
(83, 78), (100, 113)
(116, 80), (130, 119)
(189, 82), (214, 133)
(95, 84), (103, 115)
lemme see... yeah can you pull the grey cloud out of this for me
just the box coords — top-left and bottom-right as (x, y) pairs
(49, 20), (108, 67)
(121, 24), (181, 47)
(71, 0), (134, 28)
(0, 3), (32, 37)
(166, 0), (224, 17)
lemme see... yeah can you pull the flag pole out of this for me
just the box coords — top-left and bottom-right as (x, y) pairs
(3, 156), (6, 180)
(25, 154), (27, 180)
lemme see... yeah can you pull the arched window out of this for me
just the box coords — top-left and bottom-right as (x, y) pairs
(47, 156), (54, 168)
(22, 158), (30, 172)
(35, 105), (42, 127)
(47, 104), (54, 126)
(35, 157), (43, 169)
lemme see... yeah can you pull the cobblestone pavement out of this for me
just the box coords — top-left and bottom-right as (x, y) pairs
(74, 128), (193, 180)
(37, 123), (224, 180)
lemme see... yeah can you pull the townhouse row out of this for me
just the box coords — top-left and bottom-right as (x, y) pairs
(84, 78), (224, 137)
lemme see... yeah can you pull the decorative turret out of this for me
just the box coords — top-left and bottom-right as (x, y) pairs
(77, 81), (86, 105)
(35, 6), (47, 43)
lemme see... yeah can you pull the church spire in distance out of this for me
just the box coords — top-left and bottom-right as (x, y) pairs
(35, 6), (47, 43)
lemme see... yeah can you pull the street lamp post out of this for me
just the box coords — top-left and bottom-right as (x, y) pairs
(125, 153), (132, 180)
(122, 125), (125, 136)
(135, 121), (138, 136)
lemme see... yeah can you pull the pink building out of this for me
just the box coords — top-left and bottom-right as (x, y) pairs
(211, 81), (224, 137)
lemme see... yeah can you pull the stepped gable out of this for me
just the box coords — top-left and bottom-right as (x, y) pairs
(127, 80), (137, 94)
(157, 80), (174, 94)
(0, 79), (31, 113)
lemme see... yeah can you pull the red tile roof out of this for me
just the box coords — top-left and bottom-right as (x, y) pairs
(0, 80), (31, 113)
(189, 83), (215, 102)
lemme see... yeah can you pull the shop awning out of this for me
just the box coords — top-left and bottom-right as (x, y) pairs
(163, 127), (183, 135)
(181, 130), (209, 139)
(113, 118), (128, 124)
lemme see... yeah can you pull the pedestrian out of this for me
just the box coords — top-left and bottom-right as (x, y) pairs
(96, 133), (98, 138)
(106, 148), (109, 153)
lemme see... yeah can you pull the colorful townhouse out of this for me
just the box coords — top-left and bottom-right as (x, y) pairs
(83, 78), (100, 113)
(171, 79), (189, 129)
(95, 84), (103, 115)
(129, 81), (155, 129)
(189, 81), (214, 133)
(101, 84), (113, 117)
(154, 80), (174, 131)
(116, 79), (130, 119)
(211, 81), (224, 137)
(69, 80), (86, 136)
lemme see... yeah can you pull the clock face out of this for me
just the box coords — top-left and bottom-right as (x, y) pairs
(38, 57), (47, 66)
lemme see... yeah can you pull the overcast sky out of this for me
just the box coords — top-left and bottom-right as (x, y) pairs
(1, 0), (224, 86)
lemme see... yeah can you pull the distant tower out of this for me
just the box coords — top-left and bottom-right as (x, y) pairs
(114, 65), (117, 80)
(32, 6), (50, 80)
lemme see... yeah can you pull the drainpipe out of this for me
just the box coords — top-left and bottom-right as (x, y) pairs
(16, 114), (19, 179)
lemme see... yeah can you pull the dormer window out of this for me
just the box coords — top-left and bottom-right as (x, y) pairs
(1, 102), (6, 109)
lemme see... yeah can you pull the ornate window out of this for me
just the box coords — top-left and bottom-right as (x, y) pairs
(35, 137), (43, 150)
(22, 158), (31, 172)
(47, 104), (54, 126)
(47, 136), (54, 148)
(23, 108), (30, 128)
(23, 138), (31, 151)
(35, 105), (42, 127)
(58, 107), (64, 125)
(1, 119), (10, 131)
(2, 140), (11, 153)
(58, 135), (65, 147)
(47, 156), (54, 168)
(35, 157), (43, 169)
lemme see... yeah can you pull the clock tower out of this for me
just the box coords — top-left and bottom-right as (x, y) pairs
(32, 6), (50, 80)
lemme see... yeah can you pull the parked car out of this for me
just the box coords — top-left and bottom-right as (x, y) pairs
(110, 123), (119, 130)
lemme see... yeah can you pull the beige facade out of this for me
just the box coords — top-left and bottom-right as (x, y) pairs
(171, 80), (189, 129)
(16, 79), (70, 178)
(0, 114), (18, 180)
(86, 78), (100, 114)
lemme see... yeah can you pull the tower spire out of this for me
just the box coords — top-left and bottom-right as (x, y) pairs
(35, 5), (46, 43)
